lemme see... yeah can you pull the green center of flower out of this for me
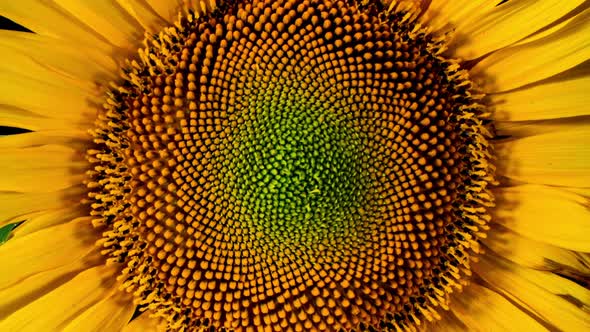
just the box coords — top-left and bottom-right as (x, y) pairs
(87, 0), (494, 331)
(232, 108), (365, 242)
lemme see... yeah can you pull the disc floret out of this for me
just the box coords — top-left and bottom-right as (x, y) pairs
(87, 1), (494, 331)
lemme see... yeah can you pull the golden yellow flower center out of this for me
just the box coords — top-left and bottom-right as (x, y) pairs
(87, 0), (494, 331)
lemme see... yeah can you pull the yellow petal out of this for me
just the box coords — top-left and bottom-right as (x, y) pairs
(122, 313), (168, 332)
(0, 0), (112, 51)
(491, 75), (590, 121)
(11, 207), (82, 238)
(421, 0), (489, 34)
(0, 131), (89, 150)
(493, 185), (590, 252)
(0, 30), (117, 85)
(566, 187), (590, 198)
(53, 0), (142, 49)
(0, 35), (104, 127)
(144, 0), (183, 23)
(496, 123), (590, 188)
(471, 8), (590, 92)
(0, 265), (119, 332)
(0, 144), (80, 169)
(496, 117), (586, 138)
(0, 189), (82, 226)
(0, 144), (86, 192)
(449, 0), (585, 59)
(511, 5), (586, 46)
(0, 255), (103, 321)
(0, 31), (111, 133)
(475, 253), (590, 331)
(485, 224), (590, 274)
(0, 70), (97, 126)
(451, 283), (547, 332)
(0, 217), (97, 289)
(116, 0), (169, 32)
(62, 291), (135, 332)
(4, 170), (82, 194)
(0, 105), (81, 132)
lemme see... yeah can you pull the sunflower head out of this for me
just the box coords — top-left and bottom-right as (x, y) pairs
(3, 0), (590, 330)
(85, 0), (494, 330)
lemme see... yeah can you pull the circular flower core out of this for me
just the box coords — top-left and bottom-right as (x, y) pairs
(87, 0), (494, 331)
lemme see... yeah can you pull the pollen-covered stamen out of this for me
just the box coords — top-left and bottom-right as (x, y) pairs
(86, 0), (494, 331)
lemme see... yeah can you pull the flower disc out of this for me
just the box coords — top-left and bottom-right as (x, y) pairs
(87, 0), (494, 331)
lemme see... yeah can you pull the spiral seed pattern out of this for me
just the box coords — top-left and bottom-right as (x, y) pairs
(87, 0), (494, 331)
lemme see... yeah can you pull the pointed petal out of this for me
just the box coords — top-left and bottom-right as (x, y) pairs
(493, 185), (590, 252)
(0, 34), (106, 129)
(475, 253), (590, 331)
(11, 207), (83, 238)
(116, 0), (169, 32)
(491, 74), (590, 121)
(0, 0), (112, 50)
(449, 0), (585, 59)
(420, 0), (489, 34)
(471, 8), (590, 92)
(0, 131), (89, 150)
(0, 217), (97, 289)
(0, 30), (117, 85)
(452, 283), (547, 332)
(0, 144), (81, 169)
(0, 105), (83, 132)
(62, 291), (135, 332)
(0, 144), (86, 192)
(53, 0), (143, 49)
(144, 0), (183, 23)
(566, 187), (590, 197)
(0, 188), (83, 227)
(0, 265), (119, 331)
(0, 251), (102, 320)
(0, 68), (98, 127)
(484, 224), (590, 274)
(496, 123), (590, 188)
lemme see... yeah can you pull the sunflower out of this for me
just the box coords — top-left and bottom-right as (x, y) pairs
(0, 0), (588, 331)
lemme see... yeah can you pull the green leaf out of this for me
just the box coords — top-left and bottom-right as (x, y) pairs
(0, 223), (17, 245)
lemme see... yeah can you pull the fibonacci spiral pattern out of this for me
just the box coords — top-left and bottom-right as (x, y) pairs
(87, 0), (495, 331)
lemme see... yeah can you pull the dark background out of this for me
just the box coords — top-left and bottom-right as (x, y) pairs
(0, 15), (31, 32)
(0, 16), (32, 135)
